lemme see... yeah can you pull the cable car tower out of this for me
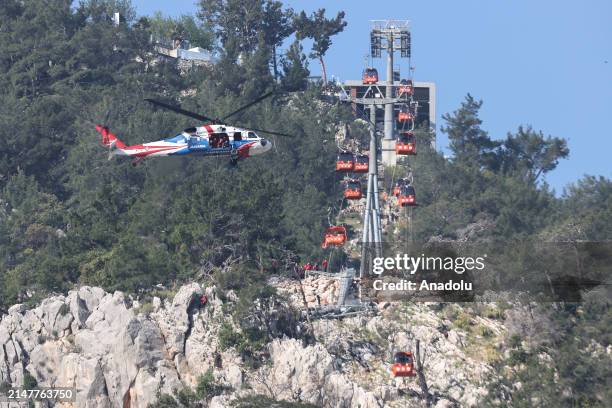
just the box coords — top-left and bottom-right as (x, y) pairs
(370, 20), (411, 165)
(348, 98), (399, 282)
(327, 20), (416, 303)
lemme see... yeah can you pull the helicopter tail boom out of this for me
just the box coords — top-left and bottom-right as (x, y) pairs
(95, 125), (127, 150)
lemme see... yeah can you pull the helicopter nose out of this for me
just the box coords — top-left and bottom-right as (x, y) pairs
(260, 139), (272, 152)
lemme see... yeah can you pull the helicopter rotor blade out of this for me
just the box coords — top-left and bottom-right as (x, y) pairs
(247, 127), (292, 137)
(221, 90), (276, 121)
(233, 123), (291, 137)
(144, 98), (215, 123)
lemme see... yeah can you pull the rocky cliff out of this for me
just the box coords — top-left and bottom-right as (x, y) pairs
(0, 282), (510, 407)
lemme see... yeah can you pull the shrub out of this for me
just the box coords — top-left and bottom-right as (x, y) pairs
(195, 369), (229, 400)
(0, 382), (10, 394)
(136, 301), (155, 317)
(476, 324), (493, 338)
(218, 322), (242, 351)
(23, 371), (37, 388)
(508, 333), (522, 348)
(508, 348), (529, 365)
(453, 311), (473, 331)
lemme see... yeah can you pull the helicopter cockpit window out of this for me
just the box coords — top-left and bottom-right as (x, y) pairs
(247, 132), (258, 139)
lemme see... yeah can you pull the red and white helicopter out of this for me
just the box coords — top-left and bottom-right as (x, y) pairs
(95, 92), (289, 166)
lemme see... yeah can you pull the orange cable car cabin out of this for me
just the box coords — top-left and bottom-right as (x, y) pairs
(391, 352), (416, 377)
(344, 179), (362, 200)
(398, 105), (414, 123)
(362, 68), (378, 84)
(396, 131), (416, 155)
(398, 185), (417, 207)
(336, 152), (355, 172)
(354, 154), (369, 173)
(399, 79), (414, 97)
(393, 178), (409, 197)
(322, 226), (348, 248)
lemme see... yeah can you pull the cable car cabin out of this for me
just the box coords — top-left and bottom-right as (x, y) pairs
(393, 178), (409, 197)
(398, 185), (417, 207)
(398, 79), (414, 97)
(354, 154), (369, 173)
(391, 352), (416, 377)
(322, 226), (348, 248)
(362, 68), (379, 84)
(336, 152), (355, 172)
(398, 106), (414, 123)
(344, 180), (362, 200)
(396, 131), (416, 155)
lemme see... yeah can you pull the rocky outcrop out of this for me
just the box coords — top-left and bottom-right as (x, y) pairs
(250, 338), (383, 407)
(271, 276), (339, 307)
(0, 283), (507, 407)
(0, 285), (218, 408)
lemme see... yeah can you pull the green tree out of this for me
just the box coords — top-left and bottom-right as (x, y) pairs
(198, 0), (266, 55)
(560, 175), (612, 240)
(499, 125), (569, 183)
(148, 12), (214, 50)
(294, 9), (347, 84)
(441, 94), (500, 170)
(261, 1), (294, 80)
(280, 40), (310, 92)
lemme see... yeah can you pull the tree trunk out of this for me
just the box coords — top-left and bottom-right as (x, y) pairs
(272, 44), (278, 82)
(319, 55), (327, 84)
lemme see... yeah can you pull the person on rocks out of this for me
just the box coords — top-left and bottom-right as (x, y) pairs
(322, 259), (329, 271)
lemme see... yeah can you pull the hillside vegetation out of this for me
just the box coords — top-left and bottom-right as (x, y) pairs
(0, 1), (610, 407)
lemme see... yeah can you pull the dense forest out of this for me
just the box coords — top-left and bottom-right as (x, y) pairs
(0, 0), (352, 307)
(0, 1), (610, 406)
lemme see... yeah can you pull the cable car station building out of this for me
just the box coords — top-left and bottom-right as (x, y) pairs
(342, 80), (436, 138)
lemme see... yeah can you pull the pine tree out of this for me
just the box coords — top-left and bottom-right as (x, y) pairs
(294, 9), (346, 84)
(280, 40), (310, 92)
(441, 94), (500, 169)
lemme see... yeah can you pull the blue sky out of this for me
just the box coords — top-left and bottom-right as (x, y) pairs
(132, 0), (611, 192)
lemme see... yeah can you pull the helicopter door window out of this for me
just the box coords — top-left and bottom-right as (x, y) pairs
(219, 133), (229, 147)
(210, 134), (219, 148)
(233, 132), (242, 141)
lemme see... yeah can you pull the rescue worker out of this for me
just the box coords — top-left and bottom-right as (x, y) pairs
(322, 259), (329, 271)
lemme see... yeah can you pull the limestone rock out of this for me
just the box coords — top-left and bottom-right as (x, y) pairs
(251, 338), (383, 407)
(0, 282), (506, 408)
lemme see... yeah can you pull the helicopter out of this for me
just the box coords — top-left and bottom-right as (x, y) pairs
(95, 91), (289, 166)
